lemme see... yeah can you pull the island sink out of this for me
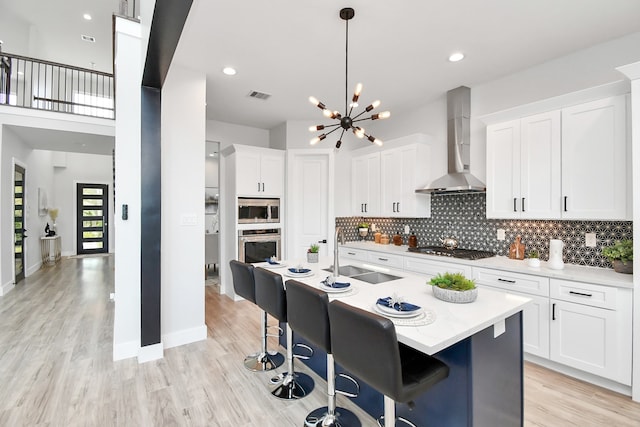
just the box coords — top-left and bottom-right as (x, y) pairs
(323, 265), (402, 284)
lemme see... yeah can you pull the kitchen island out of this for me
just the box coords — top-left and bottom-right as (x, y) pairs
(267, 255), (530, 426)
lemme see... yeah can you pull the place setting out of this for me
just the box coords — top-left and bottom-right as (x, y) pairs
(283, 264), (315, 278)
(373, 293), (436, 326)
(262, 256), (287, 269)
(319, 275), (358, 297)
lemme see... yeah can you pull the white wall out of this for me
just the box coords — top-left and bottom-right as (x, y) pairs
(112, 16), (142, 361)
(160, 64), (207, 349)
(51, 152), (114, 256)
(206, 119), (270, 150)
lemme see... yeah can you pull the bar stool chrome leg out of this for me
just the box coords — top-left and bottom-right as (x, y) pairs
(376, 395), (418, 427)
(244, 311), (284, 371)
(270, 325), (314, 400)
(304, 354), (361, 427)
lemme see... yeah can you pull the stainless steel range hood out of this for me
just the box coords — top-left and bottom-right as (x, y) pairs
(416, 86), (486, 195)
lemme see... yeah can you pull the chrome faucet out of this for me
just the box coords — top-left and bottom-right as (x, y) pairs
(333, 226), (345, 277)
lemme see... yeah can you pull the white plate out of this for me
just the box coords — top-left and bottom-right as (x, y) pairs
(320, 283), (352, 293)
(284, 270), (314, 278)
(373, 302), (423, 318)
(264, 262), (287, 269)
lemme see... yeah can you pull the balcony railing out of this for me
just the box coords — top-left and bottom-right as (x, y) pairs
(0, 52), (114, 119)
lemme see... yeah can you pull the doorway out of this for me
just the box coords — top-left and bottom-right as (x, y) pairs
(14, 164), (26, 284)
(76, 183), (109, 254)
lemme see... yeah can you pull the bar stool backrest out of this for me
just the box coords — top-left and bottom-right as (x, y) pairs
(229, 260), (256, 303)
(329, 299), (403, 399)
(254, 267), (287, 323)
(285, 280), (331, 353)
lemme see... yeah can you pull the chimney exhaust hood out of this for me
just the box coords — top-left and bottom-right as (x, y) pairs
(416, 86), (485, 195)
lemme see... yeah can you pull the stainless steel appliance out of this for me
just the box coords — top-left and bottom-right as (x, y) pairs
(408, 246), (495, 260)
(238, 228), (281, 263)
(238, 197), (280, 224)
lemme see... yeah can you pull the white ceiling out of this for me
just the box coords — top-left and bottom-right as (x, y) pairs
(6, 125), (115, 155)
(2, 0), (640, 138)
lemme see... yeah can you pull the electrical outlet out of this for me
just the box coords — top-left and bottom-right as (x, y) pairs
(497, 229), (506, 241)
(585, 232), (597, 247)
(404, 225), (410, 234)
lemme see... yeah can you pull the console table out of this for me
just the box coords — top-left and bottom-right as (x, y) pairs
(40, 236), (61, 266)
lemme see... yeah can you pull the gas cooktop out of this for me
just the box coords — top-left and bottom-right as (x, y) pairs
(408, 246), (496, 260)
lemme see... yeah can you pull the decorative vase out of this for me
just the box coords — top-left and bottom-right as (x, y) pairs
(358, 227), (368, 242)
(432, 286), (478, 304)
(612, 260), (632, 274)
(307, 252), (319, 263)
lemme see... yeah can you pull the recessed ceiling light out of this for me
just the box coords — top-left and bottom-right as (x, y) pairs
(83, 13), (92, 20)
(448, 52), (465, 62)
(222, 67), (237, 76)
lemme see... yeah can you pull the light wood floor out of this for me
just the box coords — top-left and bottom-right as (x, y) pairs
(0, 256), (638, 426)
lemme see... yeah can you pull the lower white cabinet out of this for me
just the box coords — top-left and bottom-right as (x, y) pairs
(549, 279), (632, 385)
(404, 256), (472, 279)
(339, 247), (368, 262)
(367, 252), (404, 269)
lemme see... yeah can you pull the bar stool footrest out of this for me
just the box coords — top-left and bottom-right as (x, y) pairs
(244, 351), (284, 371)
(304, 406), (362, 427)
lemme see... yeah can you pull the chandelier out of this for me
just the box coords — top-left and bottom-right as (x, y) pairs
(308, 7), (390, 149)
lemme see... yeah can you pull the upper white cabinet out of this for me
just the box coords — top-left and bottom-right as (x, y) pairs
(352, 152), (381, 216)
(486, 111), (561, 219)
(561, 96), (628, 220)
(352, 136), (432, 217)
(486, 95), (629, 220)
(380, 144), (431, 217)
(236, 148), (284, 197)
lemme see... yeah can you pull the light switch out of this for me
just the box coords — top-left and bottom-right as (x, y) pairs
(585, 232), (597, 247)
(497, 229), (506, 241)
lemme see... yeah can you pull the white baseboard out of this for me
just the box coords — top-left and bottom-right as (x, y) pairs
(113, 340), (140, 361)
(25, 262), (42, 277)
(525, 354), (632, 396)
(163, 324), (207, 349)
(1, 280), (15, 296)
(138, 343), (164, 363)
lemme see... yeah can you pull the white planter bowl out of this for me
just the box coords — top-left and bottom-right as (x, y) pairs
(527, 258), (541, 268)
(432, 286), (478, 304)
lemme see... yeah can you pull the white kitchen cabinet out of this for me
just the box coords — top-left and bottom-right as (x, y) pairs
(380, 144), (431, 217)
(486, 94), (628, 220)
(236, 149), (284, 197)
(351, 153), (380, 216)
(473, 267), (550, 358)
(366, 251), (404, 269)
(561, 95), (628, 220)
(549, 279), (631, 385)
(339, 247), (369, 262)
(486, 111), (561, 219)
(404, 256), (472, 279)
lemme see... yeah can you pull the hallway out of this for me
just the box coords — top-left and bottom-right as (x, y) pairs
(0, 256), (638, 426)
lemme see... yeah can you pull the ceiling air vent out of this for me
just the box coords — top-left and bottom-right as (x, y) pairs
(81, 35), (96, 43)
(248, 90), (271, 100)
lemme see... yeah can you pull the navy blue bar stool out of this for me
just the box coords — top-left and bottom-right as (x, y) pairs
(254, 267), (314, 400)
(286, 279), (361, 427)
(328, 300), (450, 427)
(229, 260), (284, 371)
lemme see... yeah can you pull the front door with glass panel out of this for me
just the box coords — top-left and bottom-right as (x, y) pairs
(76, 183), (109, 254)
(14, 165), (26, 283)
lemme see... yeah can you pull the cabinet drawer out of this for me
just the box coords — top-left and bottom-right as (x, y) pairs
(339, 247), (368, 262)
(473, 267), (549, 296)
(367, 252), (404, 269)
(404, 256), (472, 278)
(550, 279), (616, 310)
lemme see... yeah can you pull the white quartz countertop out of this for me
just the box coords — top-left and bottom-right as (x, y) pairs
(341, 241), (634, 289)
(258, 256), (530, 356)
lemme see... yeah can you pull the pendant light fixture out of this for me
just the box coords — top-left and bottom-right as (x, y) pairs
(308, 7), (390, 149)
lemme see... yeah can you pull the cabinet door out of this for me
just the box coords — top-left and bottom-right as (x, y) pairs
(260, 153), (284, 196)
(520, 111), (561, 219)
(550, 300), (619, 381)
(236, 151), (263, 195)
(351, 153), (380, 215)
(486, 120), (520, 218)
(380, 144), (431, 217)
(561, 95), (628, 219)
(380, 149), (401, 216)
(521, 293), (550, 358)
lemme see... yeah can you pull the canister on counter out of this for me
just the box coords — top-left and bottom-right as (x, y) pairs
(408, 233), (418, 248)
(380, 233), (390, 244)
(374, 231), (382, 244)
(393, 232), (403, 246)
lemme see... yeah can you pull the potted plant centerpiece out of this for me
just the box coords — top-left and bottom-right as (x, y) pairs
(357, 221), (369, 242)
(602, 240), (633, 274)
(307, 243), (320, 263)
(429, 272), (478, 303)
(526, 250), (540, 268)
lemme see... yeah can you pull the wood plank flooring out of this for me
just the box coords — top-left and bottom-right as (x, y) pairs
(0, 255), (638, 426)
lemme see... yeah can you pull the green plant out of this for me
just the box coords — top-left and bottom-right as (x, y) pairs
(527, 250), (539, 259)
(602, 240), (633, 265)
(308, 243), (320, 253)
(429, 272), (476, 291)
(357, 222), (369, 229)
